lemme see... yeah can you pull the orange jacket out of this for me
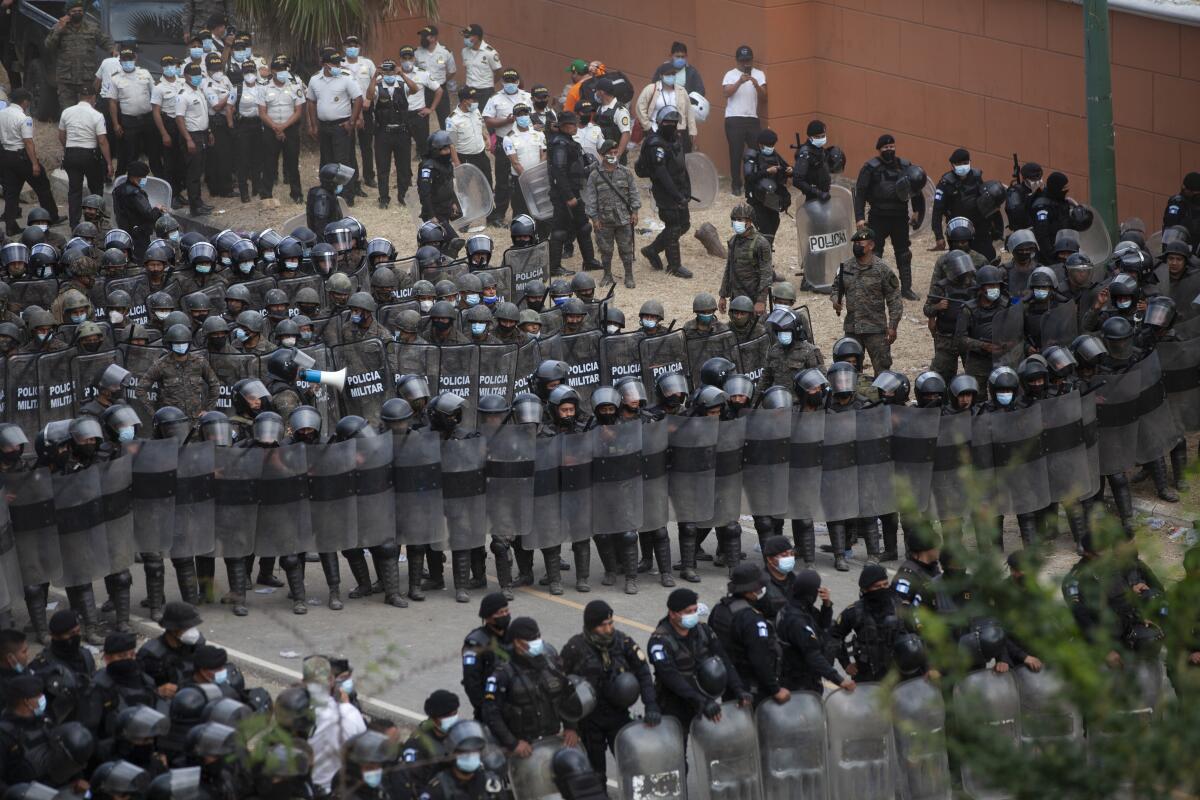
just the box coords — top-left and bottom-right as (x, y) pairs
(564, 62), (605, 111)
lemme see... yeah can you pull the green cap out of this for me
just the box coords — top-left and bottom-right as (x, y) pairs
(567, 58), (588, 74)
(851, 227), (875, 242)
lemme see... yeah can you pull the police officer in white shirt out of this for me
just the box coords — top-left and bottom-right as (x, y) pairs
(175, 62), (214, 215)
(573, 99), (604, 163)
(502, 102), (545, 221)
(482, 68), (530, 226)
(184, 33), (208, 76)
(58, 82), (112, 228)
(415, 25), (456, 128)
(0, 89), (60, 234)
(228, 34), (269, 81)
(306, 47), (364, 204)
(227, 60), (263, 203)
(152, 55), (186, 208)
(460, 23), (501, 108)
(397, 46), (438, 152)
(342, 34), (376, 191)
(258, 55), (306, 205)
(104, 45), (157, 174)
(722, 44), (766, 195)
(203, 51), (234, 197)
(447, 86), (489, 185)
(593, 77), (632, 164)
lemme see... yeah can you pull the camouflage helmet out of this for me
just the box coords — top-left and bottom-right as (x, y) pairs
(494, 301), (520, 322)
(771, 281), (796, 302)
(395, 309), (421, 333)
(639, 299), (664, 318)
(518, 309), (542, 326)
(728, 295), (755, 314)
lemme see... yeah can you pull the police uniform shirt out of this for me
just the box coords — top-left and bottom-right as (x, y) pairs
(502, 128), (545, 172)
(305, 72), (363, 121)
(344, 58), (377, 98)
(259, 79), (305, 126)
(232, 82), (261, 118)
(481, 89), (530, 137)
(174, 85), (211, 132)
(461, 40), (501, 89)
(151, 78), (183, 118)
(103, 68), (155, 115)
(598, 98), (632, 135)
(0, 103), (32, 151)
(574, 122), (604, 161)
(58, 100), (106, 148)
(203, 74), (231, 113)
(414, 42), (455, 85)
(95, 56), (122, 95)
(401, 67), (438, 112)
(446, 106), (485, 155)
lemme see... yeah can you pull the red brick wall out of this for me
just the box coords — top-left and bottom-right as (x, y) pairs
(370, 0), (1199, 227)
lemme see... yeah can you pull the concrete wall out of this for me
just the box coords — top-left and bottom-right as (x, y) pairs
(370, 0), (1199, 226)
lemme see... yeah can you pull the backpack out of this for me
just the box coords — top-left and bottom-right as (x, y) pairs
(580, 70), (635, 105)
(634, 142), (655, 179)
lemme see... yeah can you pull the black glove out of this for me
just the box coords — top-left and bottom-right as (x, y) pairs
(739, 692), (753, 706)
(643, 706), (662, 726)
(702, 700), (721, 720)
(818, 191), (831, 202)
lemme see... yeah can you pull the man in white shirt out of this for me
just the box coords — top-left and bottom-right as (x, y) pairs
(460, 23), (501, 108)
(0, 88), (59, 234)
(593, 78), (632, 163)
(103, 45), (156, 174)
(342, 34), (377, 191)
(175, 62), (214, 215)
(58, 83), (111, 227)
(306, 48), (364, 204)
(416, 25), (457, 128)
(396, 44), (439, 156)
(258, 55), (306, 204)
(502, 102), (545, 221)
(227, 60), (263, 203)
(722, 44), (766, 195)
(447, 86), (489, 186)
(573, 99), (604, 163)
(151, 55), (186, 208)
(302, 656), (367, 794)
(202, 51), (233, 198)
(482, 68), (530, 226)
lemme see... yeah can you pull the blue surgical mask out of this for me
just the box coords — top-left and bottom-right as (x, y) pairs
(234, 49), (249, 62)
(777, 331), (792, 346)
(464, 37), (474, 48)
(301, 330), (314, 342)
(401, 61), (414, 73)
(362, 770), (382, 789)
(1033, 288), (1050, 301)
(732, 220), (747, 235)
(214, 668), (228, 685)
(202, 39), (214, 53)
(238, 261), (254, 274)
(34, 695), (46, 717)
(811, 136), (827, 148)
(341, 678), (354, 695)
(456, 753), (482, 773)
(1116, 298), (1132, 310)
(503, 82), (518, 95)
(470, 322), (487, 336)
(516, 115), (531, 128)
(163, 66), (178, 78)
(275, 71), (290, 82)
(284, 259), (300, 270)
(465, 293), (480, 306)
(190, 48), (204, 60)
(661, 75), (675, 87)
(383, 75), (397, 85)
(698, 313), (715, 324)
(335, 184), (344, 195)
(438, 714), (458, 731)
(195, 262), (211, 273)
(954, 163), (971, 177)
(345, 47), (360, 58)
(525, 638), (544, 657)
(672, 57), (686, 69)
(469, 101), (479, 112)
(169, 230), (181, 242)
(761, 145), (774, 156)
(996, 391), (1013, 406)
(70, 312), (87, 324)
(189, 75), (203, 88)
(139, 177), (148, 189)
(680, 612), (700, 629)
(641, 318), (657, 330)
(172, 343), (189, 355)
(482, 295), (497, 305)
(329, 66), (343, 77)
(984, 287), (1001, 302)
(777, 555), (796, 573)
(233, 328), (249, 342)
(118, 427), (136, 443)
(121, 61), (136, 73)
(351, 312), (364, 324)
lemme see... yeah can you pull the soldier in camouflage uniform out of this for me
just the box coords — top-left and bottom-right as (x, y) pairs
(393, 309), (428, 344)
(492, 302), (527, 344)
(181, 1), (229, 42)
(717, 204), (773, 315)
(465, 304), (500, 344)
(727, 295), (765, 344)
(582, 138), (641, 289)
(44, 0), (114, 111)
(831, 227), (902, 373)
(233, 310), (277, 356)
(923, 250), (976, 382)
(136, 324), (220, 418)
(757, 307), (823, 394)
(926, 217), (989, 292)
(682, 292), (728, 339)
(426, 300), (469, 345)
(340, 292), (389, 341)
(18, 308), (68, 354)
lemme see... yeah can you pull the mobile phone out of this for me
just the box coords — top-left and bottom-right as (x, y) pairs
(740, 65), (752, 74)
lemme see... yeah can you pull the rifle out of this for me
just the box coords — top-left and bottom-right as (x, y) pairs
(926, 294), (969, 305)
(833, 262), (845, 316)
(1011, 152), (1021, 187)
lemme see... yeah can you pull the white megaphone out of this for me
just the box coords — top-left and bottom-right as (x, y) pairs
(301, 367), (346, 391)
(266, 348), (347, 392)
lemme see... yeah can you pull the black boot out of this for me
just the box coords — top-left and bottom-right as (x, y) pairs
(196, 556), (216, 604)
(829, 522), (849, 571)
(637, 531), (655, 574)
(320, 552), (344, 610)
(1109, 473), (1136, 539)
(879, 514), (899, 562)
(343, 549), (374, 599)
(469, 547), (488, 590)
(791, 519), (816, 565)
(224, 557), (249, 616)
(173, 557), (200, 605)
(67, 584), (105, 645)
(542, 547), (564, 595)
(281, 555), (307, 614)
(719, 524), (743, 577)
(596, 535), (618, 586)
(491, 539), (515, 600)
(1171, 442), (1189, 491)
(256, 556), (284, 587)
(24, 584), (48, 644)
(653, 529), (675, 588)
(753, 516), (776, 561)
(373, 544), (407, 608)
(861, 518), (882, 563)
(514, 545), (535, 588)
(1149, 457), (1179, 502)
(898, 251), (919, 300)
(452, 550), (472, 603)
(1016, 513), (1038, 548)
(407, 546), (426, 601)
(678, 525), (701, 583)
(421, 549), (446, 591)
(1065, 503), (1089, 555)
(572, 541), (591, 593)
(618, 532), (639, 594)
(143, 554), (165, 622)
(104, 570), (132, 633)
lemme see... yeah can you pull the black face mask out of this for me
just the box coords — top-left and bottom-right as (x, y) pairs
(51, 635), (82, 659)
(852, 243), (867, 258)
(73, 442), (99, 462)
(526, 297), (545, 311)
(880, 150), (895, 163)
(1, 449), (22, 466)
(659, 124), (677, 141)
(436, 153), (453, 164)
(431, 318), (452, 332)
(1107, 338), (1132, 361)
(207, 336), (227, 351)
(107, 658), (143, 682)
(863, 588), (892, 613)
(490, 615), (510, 634)
(1014, 250), (1032, 265)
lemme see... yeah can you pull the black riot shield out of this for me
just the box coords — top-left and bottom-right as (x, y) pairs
(688, 703), (762, 800)
(990, 304), (1025, 368)
(528, 434), (563, 551)
(742, 407), (790, 518)
(1080, 391), (1101, 498)
(736, 334), (770, 386)
(228, 277), (277, 309)
(377, 302), (420, 333)
(1165, 267), (1200, 323)
(502, 243), (550, 303)
(667, 415), (717, 524)
(435, 344), (478, 426)
(825, 684), (897, 800)
(212, 445), (263, 559)
(389, 341), (441, 394)
(591, 422), (642, 536)
(1039, 300), (1079, 348)
(1159, 338), (1200, 433)
(757, 691), (827, 800)
(36, 347), (77, 425)
(393, 431), (446, 548)
(305, 440), (358, 552)
(6, 468), (61, 586)
(485, 424), (536, 539)
(891, 677), (951, 800)
(930, 412), (972, 521)
(0, 497), (15, 618)
(1093, 369), (1140, 475)
(889, 405), (939, 514)
(701, 416), (745, 528)
(561, 331), (603, 414)
(5, 353), (41, 432)
(103, 276), (149, 324)
(614, 718), (687, 800)
(970, 411), (999, 514)
(354, 435), (395, 548)
(640, 331), (689, 389)
(560, 430), (593, 542)
(539, 307), (563, 338)
(71, 350), (119, 409)
(98, 456), (136, 574)
(172, 442), (216, 559)
(952, 671), (1021, 799)
(295, 344), (340, 435)
(441, 436), (487, 551)
(206, 352), (260, 416)
(820, 410), (857, 522)
(686, 330), (738, 388)
(0, 359), (6, 420)
(277, 274), (326, 307)
(513, 339), (540, 395)
(10, 278), (59, 312)
(475, 344), (517, 417)
(1132, 351), (1183, 465)
(53, 467), (111, 586)
(389, 259), (420, 301)
(599, 332), (643, 386)
(331, 338), (391, 425)
(640, 418), (670, 532)
(1040, 392), (1096, 504)
(257, 444), (311, 557)
(1014, 667), (1083, 753)
(788, 411), (824, 521)
(856, 403), (895, 518)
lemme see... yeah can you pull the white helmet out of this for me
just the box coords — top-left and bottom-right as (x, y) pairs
(688, 91), (710, 123)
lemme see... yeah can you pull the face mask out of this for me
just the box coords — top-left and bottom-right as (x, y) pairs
(202, 39), (214, 52)
(164, 66), (179, 78)
(35, 223), (49, 233)
(465, 293), (480, 307)
(732, 220), (747, 235)
(275, 71), (290, 82)
(383, 74), (398, 85)
(481, 294), (497, 305)
(456, 753), (482, 773)
(107, 310), (125, 326)
(641, 318), (657, 330)
(117, 427), (136, 443)
(34, 695), (46, 717)
(401, 61), (415, 73)
(984, 287), (1001, 302)
(244, 74), (257, 85)
(350, 312), (364, 325)
(419, 299), (434, 313)
(190, 48), (204, 60)
(777, 331), (793, 346)
(760, 145), (774, 156)
(516, 115), (531, 128)
(811, 136), (827, 147)
(335, 184), (344, 195)
(234, 49), (250, 62)
(605, 323), (620, 335)
(503, 82), (518, 95)
(552, 296), (568, 307)
(672, 57), (687, 70)
(470, 322), (487, 336)
(697, 313), (715, 324)
(954, 163), (971, 177)
(189, 75), (203, 88)
(996, 391), (1013, 406)
(210, 70), (224, 82)
(168, 230), (181, 242)
(1033, 288), (1050, 301)
(432, 318), (451, 332)
(154, 310), (171, 321)
(180, 626), (202, 645)
(296, 330), (312, 344)
(361, 769), (382, 789)
(604, 155), (619, 164)
(1116, 298), (1132, 309)
(233, 328), (249, 342)
(70, 312), (87, 324)
(213, 668), (228, 685)
(279, 336), (297, 348)
(525, 638), (545, 657)
(661, 75), (675, 87)
(345, 47), (360, 58)
(171, 343), (189, 355)
(35, 332), (51, 344)
(852, 243), (867, 258)
(437, 714), (458, 731)
(469, 101), (479, 112)
(238, 261), (254, 274)
(777, 555), (796, 573)
(680, 612), (700, 629)
(464, 37), (474, 47)
(121, 61), (136, 73)
(195, 262), (211, 273)
(328, 66), (343, 77)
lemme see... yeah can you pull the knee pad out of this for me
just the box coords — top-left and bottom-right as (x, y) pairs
(653, 527), (669, 544)
(620, 530), (639, 547)
(279, 554), (301, 570)
(24, 583), (45, 603)
(140, 551), (163, 564)
(490, 537), (512, 558)
(108, 570), (133, 590)
(578, 222), (593, 239)
(373, 542), (399, 560)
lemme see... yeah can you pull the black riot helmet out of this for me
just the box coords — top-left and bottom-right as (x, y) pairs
(152, 406), (190, 442)
(831, 336), (863, 369)
(1101, 315), (1134, 343)
(510, 214), (538, 247)
(987, 366), (1020, 400)
(913, 371), (946, 408)
(1017, 355), (1049, 398)
(288, 406), (323, 443)
(511, 392), (543, 424)
(794, 368), (829, 408)
(696, 656), (727, 697)
(893, 633), (928, 680)
(699, 356), (736, 388)
(533, 359), (569, 401)
(590, 387), (620, 425)
(417, 220), (448, 250)
(548, 385), (581, 423)
(379, 398), (414, 433)
(827, 361), (857, 397)
(723, 373), (755, 412)
(1143, 295), (1176, 329)
(872, 370), (911, 405)
(655, 371), (689, 410)
(231, 378), (271, 418)
(428, 393), (466, 432)
(942, 250), (975, 283)
(366, 237), (397, 265)
(690, 385), (727, 416)
(948, 374), (979, 407)
(198, 411), (233, 446)
(1069, 334), (1107, 367)
(333, 414), (375, 441)
(273, 687), (317, 739)
(1042, 346), (1076, 380)
(396, 374), (432, 409)
(476, 394), (511, 427)
(613, 377), (647, 414)
(760, 385), (794, 409)
(252, 412), (284, 445)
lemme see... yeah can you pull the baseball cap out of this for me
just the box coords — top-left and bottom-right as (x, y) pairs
(501, 68), (519, 82)
(419, 25), (438, 36)
(736, 45), (754, 60)
(320, 47), (342, 64)
(119, 47), (136, 60)
(462, 23), (483, 37)
(457, 86), (476, 100)
(344, 35), (360, 45)
(270, 55), (290, 70)
(852, 228), (875, 241)
(380, 59), (396, 71)
(399, 45), (416, 57)
(567, 58), (588, 74)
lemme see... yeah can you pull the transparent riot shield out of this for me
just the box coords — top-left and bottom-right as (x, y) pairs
(0, 498), (15, 618)
(1093, 368), (1140, 475)
(435, 344), (478, 425)
(820, 409), (857, 522)
(518, 161), (555, 221)
(600, 332), (643, 386)
(970, 411), (999, 514)
(502, 242), (551, 303)
(6, 468), (61, 586)
(614, 717), (686, 800)
(119, 343), (165, 425)
(257, 444), (312, 557)
(9, 278), (59, 313)
(788, 411), (824, 521)
(228, 277), (278, 310)
(455, 163), (495, 229)
(1132, 351), (1183, 465)
(640, 332), (688, 389)
(305, 440), (359, 552)
(591, 422), (642, 535)
(331, 338), (391, 426)
(36, 347), (77, 426)
(1038, 300), (1078, 349)
(742, 407), (790, 518)
(855, 403), (895, 518)
(1158, 338), (1200, 432)
(539, 308), (564, 338)
(560, 430), (593, 543)
(735, 334), (770, 385)
(989, 304), (1025, 369)
(296, 344), (340, 435)
(112, 175), (172, 211)
(393, 431), (445, 548)
(757, 690), (827, 800)
(528, 434), (564, 551)
(277, 274), (326, 307)
(685, 152), (719, 211)
(795, 185), (854, 292)
(509, 735), (569, 799)
(421, 259), (469, 287)
(825, 684), (897, 800)
(173, 441), (216, 559)
(700, 416), (745, 528)
(561, 330), (603, 414)
(990, 405), (1050, 516)
(53, 467), (111, 586)
(4, 353), (39, 432)
(667, 414), (717, 524)
(207, 352), (259, 416)
(99, 455), (136, 574)
(1014, 668), (1082, 754)
(951, 670), (1021, 800)
(514, 339), (540, 395)
(891, 677), (951, 800)
(354, 434), (395, 549)
(442, 436), (487, 551)
(1040, 392), (1095, 504)
(1076, 206), (1112, 264)
(486, 424), (536, 539)
(390, 341), (441, 395)
(473, 265), (515, 305)
(688, 702), (762, 800)
(1079, 392), (1102, 499)
(212, 445), (264, 559)
(641, 418), (670, 532)
(686, 330), (738, 389)
(71, 349), (119, 409)
(889, 405), (939, 514)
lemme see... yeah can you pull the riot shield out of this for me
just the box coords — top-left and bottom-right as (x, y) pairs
(795, 186), (854, 291)
(1040, 392), (1095, 504)
(98, 456), (136, 574)
(1076, 206), (1112, 264)
(599, 332), (643, 386)
(172, 442), (216, 559)
(591, 422), (642, 535)
(36, 347), (77, 425)
(736, 334), (770, 385)
(1038, 300), (1078, 348)
(436, 344), (478, 427)
(528, 434), (564, 551)
(112, 175), (172, 210)
(485, 424), (536, 538)
(454, 163), (495, 229)
(685, 152), (719, 211)
(53, 467), (111, 586)
(389, 258), (420, 301)
(280, 199), (348, 233)
(699, 416), (745, 528)
(296, 345), (340, 436)
(686, 330), (738, 389)
(354, 434), (395, 548)
(855, 403), (895, 518)
(5, 353), (41, 432)
(757, 691), (827, 800)
(539, 308), (564, 338)
(1014, 668), (1082, 753)
(71, 349), (119, 409)
(667, 414), (717, 524)
(891, 677), (951, 800)
(257, 444), (311, 557)
(951, 670), (1021, 799)
(508, 735), (568, 799)
(0, 498), (15, 618)
(517, 161), (554, 221)
(475, 344), (517, 416)
(377, 302), (420, 333)
(206, 352), (259, 416)
(393, 431), (446, 548)
(614, 718), (686, 800)
(889, 405), (939, 514)
(1158, 338), (1200, 432)
(331, 338), (391, 425)
(472, 265), (515, 305)
(1093, 369), (1140, 474)
(277, 274), (326, 308)
(930, 411), (974, 520)
(103, 276), (148, 324)
(6, 468), (61, 586)
(820, 409), (857, 522)
(228, 277), (278, 310)
(989, 304), (1025, 368)
(305, 440), (358, 552)
(1132, 351), (1183, 464)
(1080, 392), (1102, 498)
(825, 684), (897, 800)
(640, 332), (688, 388)
(9, 278), (59, 312)
(503, 243), (551, 303)
(688, 702), (762, 800)
(561, 331), (603, 413)
(514, 339), (540, 395)
(421, 260), (468, 287)
(742, 407), (790, 518)
(970, 411), (999, 513)
(560, 430), (593, 542)
(990, 405), (1050, 516)
(641, 418), (670, 532)
(212, 445), (264, 559)
(536, 334), (565, 363)
(390, 341), (440, 394)
(441, 436), (487, 551)
(0, 359), (6, 420)
(120, 343), (165, 424)
(788, 411), (824, 521)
